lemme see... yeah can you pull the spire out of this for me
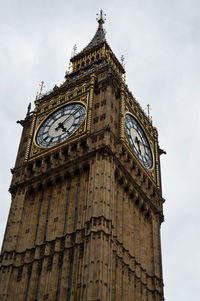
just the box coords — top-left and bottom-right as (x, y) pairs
(68, 10), (125, 79)
(83, 10), (106, 51)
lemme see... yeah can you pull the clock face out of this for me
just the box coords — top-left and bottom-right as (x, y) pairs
(125, 114), (153, 169)
(36, 103), (86, 148)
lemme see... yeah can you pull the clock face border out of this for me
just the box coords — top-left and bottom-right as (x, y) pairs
(124, 112), (154, 170)
(33, 100), (88, 150)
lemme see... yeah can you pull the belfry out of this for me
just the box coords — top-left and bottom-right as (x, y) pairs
(0, 11), (165, 301)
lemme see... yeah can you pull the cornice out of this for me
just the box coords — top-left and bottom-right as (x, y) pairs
(10, 124), (164, 222)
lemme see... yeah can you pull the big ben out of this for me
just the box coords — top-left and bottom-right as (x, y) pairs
(0, 11), (165, 301)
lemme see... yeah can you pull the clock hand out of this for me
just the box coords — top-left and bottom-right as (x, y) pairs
(138, 144), (141, 154)
(62, 107), (82, 125)
(135, 136), (148, 149)
(59, 123), (67, 132)
(55, 122), (66, 132)
(139, 141), (149, 149)
(135, 136), (141, 154)
(55, 106), (82, 132)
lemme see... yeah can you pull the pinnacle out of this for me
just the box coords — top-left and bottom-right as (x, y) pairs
(83, 10), (106, 51)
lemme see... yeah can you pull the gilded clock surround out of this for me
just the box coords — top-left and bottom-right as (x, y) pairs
(124, 111), (154, 170)
(26, 79), (95, 161)
(119, 83), (158, 183)
(34, 101), (87, 147)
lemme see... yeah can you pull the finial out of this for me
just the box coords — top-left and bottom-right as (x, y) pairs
(72, 44), (77, 57)
(146, 104), (152, 122)
(123, 72), (126, 83)
(96, 9), (106, 25)
(35, 91), (39, 100)
(26, 102), (31, 116)
(35, 81), (45, 100)
(120, 55), (126, 83)
(68, 61), (72, 73)
(39, 81), (45, 95)
(121, 55), (125, 67)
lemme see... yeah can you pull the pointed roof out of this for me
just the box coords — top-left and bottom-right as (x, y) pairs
(70, 10), (107, 62)
(83, 10), (106, 51)
(69, 10), (125, 75)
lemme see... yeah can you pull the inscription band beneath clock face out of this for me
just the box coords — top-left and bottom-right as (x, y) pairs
(36, 103), (86, 148)
(125, 114), (153, 169)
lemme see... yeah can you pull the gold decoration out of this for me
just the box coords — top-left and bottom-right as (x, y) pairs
(123, 107), (156, 183)
(27, 87), (91, 161)
(119, 82), (125, 141)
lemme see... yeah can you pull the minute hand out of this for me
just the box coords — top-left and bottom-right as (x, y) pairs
(62, 107), (82, 126)
(139, 141), (149, 148)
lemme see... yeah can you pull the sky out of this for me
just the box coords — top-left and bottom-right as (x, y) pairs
(0, 0), (200, 300)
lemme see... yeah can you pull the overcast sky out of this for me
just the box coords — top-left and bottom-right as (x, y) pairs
(0, 0), (200, 300)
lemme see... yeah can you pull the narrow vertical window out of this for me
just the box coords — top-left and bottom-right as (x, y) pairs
(25, 266), (32, 301)
(66, 261), (73, 301)
(34, 198), (42, 245)
(35, 273), (41, 299)
(56, 266), (62, 301)
(56, 254), (63, 301)
(64, 187), (70, 235)
(35, 263), (42, 300)
(122, 197), (124, 244)
(73, 184), (80, 231)
(44, 197), (52, 241)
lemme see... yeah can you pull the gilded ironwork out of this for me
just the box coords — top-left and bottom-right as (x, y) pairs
(28, 91), (91, 160)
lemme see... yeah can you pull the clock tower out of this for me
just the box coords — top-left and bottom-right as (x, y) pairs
(0, 11), (165, 301)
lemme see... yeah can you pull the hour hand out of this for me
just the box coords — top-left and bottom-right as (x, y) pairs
(135, 136), (141, 153)
(55, 122), (66, 132)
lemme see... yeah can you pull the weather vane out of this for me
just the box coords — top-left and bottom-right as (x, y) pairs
(96, 9), (106, 24)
